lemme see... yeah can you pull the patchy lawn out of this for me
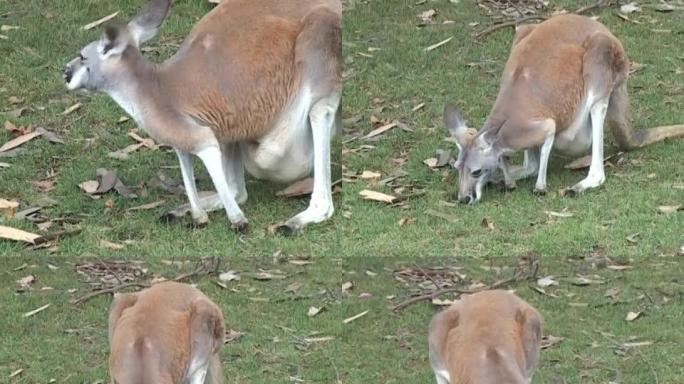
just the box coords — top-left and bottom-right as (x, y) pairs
(341, 0), (683, 383)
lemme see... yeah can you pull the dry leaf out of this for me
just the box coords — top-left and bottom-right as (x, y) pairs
(342, 281), (353, 293)
(61, 103), (82, 115)
(537, 276), (558, 288)
(545, 210), (574, 218)
(307, 306), (323, 317)
(100, 239), (124, 250)
(0, 198), (19, 218)
(425, 37), (452, 51)
(431, 297), (455, 306)
(219, 271), (240, 282)
(0, 225), (43, 244)
(481, 217), (495, 230)
(620, 2), (641, 14)
(224, 329), (243, 344)
(359, 189), (396, 203)
(23, 303), (50, 318)
(398, 217), (415, 226)
(127, 200), (166, 212)
(8, 369), (23, 378)
(625, 311), (642, 321)
(364, 122), (398, 139)
(423, 158), (438, 168)
(541, 335), (565, 349)
(16, 275), (35, 287)
(607, 265), (632, 271)
(79, 180), (99, 194)
(82, 11), (120, 30)
(360, 170), (381, 179)
(626, 233), (640, 244)
(419, 9), (437, 23)
(276, 177), (313, 197)
(343, 310), (369, 324)
(0, 130), (43, 152)
(657, 205), (681, 214)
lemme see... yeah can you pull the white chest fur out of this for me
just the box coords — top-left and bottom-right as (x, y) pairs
(241, 87), (315, 183)
(554, 94), (594, 155)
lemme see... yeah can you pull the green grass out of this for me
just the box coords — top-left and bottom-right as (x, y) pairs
(340, 0), (682, 383)
(0, 0), (683, 383)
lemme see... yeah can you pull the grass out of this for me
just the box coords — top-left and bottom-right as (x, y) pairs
(0, 0), (682, 383)
(340, 0), (683, 383)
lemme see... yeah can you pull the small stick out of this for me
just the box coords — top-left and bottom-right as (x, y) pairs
(392, 276), (517, 312)
(71, 257), (220, 305)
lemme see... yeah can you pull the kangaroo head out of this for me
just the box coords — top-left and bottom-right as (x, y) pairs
(63, 0), (172, 92)
(443, 104), (502, 204)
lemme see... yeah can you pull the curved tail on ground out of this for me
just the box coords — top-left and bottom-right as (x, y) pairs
(608, 82), (684, 150)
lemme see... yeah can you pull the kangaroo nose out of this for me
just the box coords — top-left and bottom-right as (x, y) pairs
(63, 67), (73, 83)
(459, 195), (472, 204)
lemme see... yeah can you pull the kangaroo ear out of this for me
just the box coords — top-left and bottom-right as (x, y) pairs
(128, 0), (173, 46)
(444, 103), (474, 150)
(516, 307), (542, 378)
(189, 297), (225, 362)
(108, 292), (138, 342)
(101, 22), (131, 57)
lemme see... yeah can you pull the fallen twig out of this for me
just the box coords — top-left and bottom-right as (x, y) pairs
(474, 0), (615, 39)
(392, 256), (538, 312)
(71, 257), (221, 305)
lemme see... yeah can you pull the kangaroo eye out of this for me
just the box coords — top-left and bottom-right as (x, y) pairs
(471, 169), (483, 177)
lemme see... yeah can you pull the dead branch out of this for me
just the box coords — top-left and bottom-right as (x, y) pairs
(71, 257), (221, 305)
(392, 256), (538, 312)
(474, 0), (615, 39)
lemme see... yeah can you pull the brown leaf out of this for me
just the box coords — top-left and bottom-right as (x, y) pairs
(541, 335), (565, 349)
(398, 217), (415, 226)
(276, 177), (313, 197)
(96, 169), (119, 193)
(0, 198), (19, 218)
(419, 9), (437, 23)
(127, 200), (166, 212)
(423, 158), (438, 168)
(3, 107), (27, 119)
(0, 130), (43, 152)
(359, 189), (396, 203)
(0, 225), (43, 244)
(364, 122), (397, 139)
(35, 127), (64, 144)
(224, 329), (243, 344)
(32, 180), (55, 193)
(342, 281), (353, 293)
(481, 217), (495, 230)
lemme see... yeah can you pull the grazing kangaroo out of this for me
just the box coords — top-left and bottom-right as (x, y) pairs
(445, 14), (684, 204)
(64, 0), (342, 234)
(428, 290), (542, 384)
(108, 282), (225, 384)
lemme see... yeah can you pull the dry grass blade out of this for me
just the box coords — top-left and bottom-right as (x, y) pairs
(82, 11), (120, 30)
(364, 122), (397, 139)
(424, 37), (453, 51)
(343, 310), (369, 324)
(23, 303), (50, 318)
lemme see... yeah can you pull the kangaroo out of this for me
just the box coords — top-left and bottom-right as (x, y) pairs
(63, 0), (342, 234)
(108, 282), (225, 384)
(428, 290), (542, 384)
(445, 14), (684, 204)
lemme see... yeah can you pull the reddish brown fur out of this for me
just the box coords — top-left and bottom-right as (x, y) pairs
(484, 14), (684, 152)
(108, 282), (225, 384)
(429, 290), (542, 384)
(123, 0), (341, 152)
